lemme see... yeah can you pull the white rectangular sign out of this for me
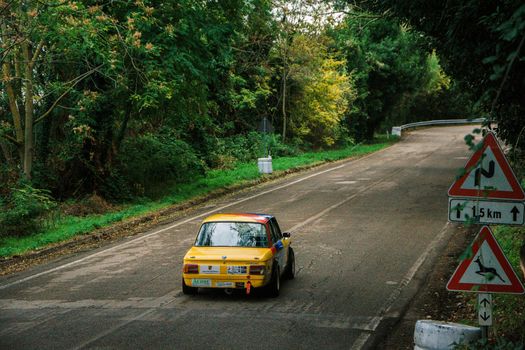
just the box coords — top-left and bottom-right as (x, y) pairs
(449, 198), (525, 225)
(478, 293), (492, 326)
(200, 265), (220, 274)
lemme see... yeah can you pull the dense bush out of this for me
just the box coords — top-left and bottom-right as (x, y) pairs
(116, 134), (205, 196)
(0, 183), (56, 237)
(206, 132), (299, 169)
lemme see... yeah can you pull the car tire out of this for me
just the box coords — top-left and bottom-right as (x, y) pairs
(284, 247), (295, 280)
(266, 265), (280, 298)
(182, 278), (198, 295)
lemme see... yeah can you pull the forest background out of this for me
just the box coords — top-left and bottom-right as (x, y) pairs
(1, 0), (523, 242)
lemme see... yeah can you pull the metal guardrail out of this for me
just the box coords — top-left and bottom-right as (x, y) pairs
(392, 118), (486, 136)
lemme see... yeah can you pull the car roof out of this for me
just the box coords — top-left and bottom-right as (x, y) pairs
(202, 213), (273, 224)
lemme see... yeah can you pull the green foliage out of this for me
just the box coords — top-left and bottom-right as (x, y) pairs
(116, 133), (204, 197)
(0, 0), (451, 240)
(490, 226), (525, 343)
(352, 0), (525, 151)
(334, 15), (446, 141)
(287, 36), (353, 148)
(454, 338), (523, 350)
(206, 132), (298, 169)
(0, 183), (57, 237)
(0, 138), (395, 257)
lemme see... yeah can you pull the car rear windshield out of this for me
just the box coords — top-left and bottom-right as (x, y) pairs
(195, 222), (268, 247)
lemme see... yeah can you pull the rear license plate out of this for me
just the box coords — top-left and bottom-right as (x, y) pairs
(191, 279), (211, 287)
(215, 282), (234, 288)
(227, 266), (247, 274)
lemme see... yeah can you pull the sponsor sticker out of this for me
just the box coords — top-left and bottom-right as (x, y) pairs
(191, 279), (211, 287)
(227, 266), (247, 274)
(201, 265), (220, 274)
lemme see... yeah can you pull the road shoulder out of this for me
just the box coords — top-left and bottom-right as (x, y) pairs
(375, 224), (477, 349)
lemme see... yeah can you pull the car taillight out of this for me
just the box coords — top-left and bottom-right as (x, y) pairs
(183, 264), (199, 274)
(250, 265), (265, 275)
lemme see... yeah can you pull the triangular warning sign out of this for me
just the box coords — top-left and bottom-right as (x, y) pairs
(447, 226), (525, 294)
(448, 132), (525, 200)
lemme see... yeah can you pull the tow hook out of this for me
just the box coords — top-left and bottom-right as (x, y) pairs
(246, 281), (251, 295)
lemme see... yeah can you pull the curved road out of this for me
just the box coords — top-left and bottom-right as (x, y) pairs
(0, 126), (473, 349)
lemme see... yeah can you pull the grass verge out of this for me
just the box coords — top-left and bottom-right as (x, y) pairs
(0, 138), (396, 258)
(490, 226), (525, 343)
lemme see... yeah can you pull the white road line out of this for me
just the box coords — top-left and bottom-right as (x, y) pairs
(73, 308), (157, 350)
(349, 222), (451, 350)
(287, 170), (403, 234)
(72, 291), (181, 349)
(351, 333), (372, 350)
(0, 148), (390, 291)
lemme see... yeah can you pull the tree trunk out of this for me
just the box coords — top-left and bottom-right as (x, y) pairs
(114, 102), (132, 154)
(1, 56), (24, 162)
(282, 64), (287, 142)
(22, 42), (34, 179)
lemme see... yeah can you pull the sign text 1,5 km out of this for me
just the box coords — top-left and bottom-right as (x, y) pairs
(449, 199), (524, 225)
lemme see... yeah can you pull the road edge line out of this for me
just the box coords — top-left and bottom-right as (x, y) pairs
(350, 222), (452, 350)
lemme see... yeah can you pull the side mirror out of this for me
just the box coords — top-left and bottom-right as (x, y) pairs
(283, 232), (291, 238)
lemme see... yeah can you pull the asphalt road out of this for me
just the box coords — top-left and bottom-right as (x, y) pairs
(0, 126), (474, 349)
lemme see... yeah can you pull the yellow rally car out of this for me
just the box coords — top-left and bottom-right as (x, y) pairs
(182, 213), (295, 297)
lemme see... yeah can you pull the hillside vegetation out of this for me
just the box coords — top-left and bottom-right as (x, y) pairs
(6, 0), (525, 245)
(1, 1), (466, 239)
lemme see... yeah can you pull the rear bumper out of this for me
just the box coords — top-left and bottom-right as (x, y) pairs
(182, 275), (267, 289)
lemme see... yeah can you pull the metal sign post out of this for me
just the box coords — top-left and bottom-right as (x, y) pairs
(258, 117), (273, 158)
(478, 293), (492, 340)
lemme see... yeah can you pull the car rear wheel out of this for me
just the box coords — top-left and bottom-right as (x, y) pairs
(182, 278), (198, 295)
(284, 247), (295, 280)
(265, 265), (280, 298)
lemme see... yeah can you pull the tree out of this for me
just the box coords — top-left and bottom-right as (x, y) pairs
(271, 0), (343, 142)
(287, 34), (352, 147)
(348, 0), (525, 150)
(0, 1), (141, 184)
(333, 14), (443, 141)
(1, 1), (56, 179)
(209, 0), (276, 136)
(1, 1), (254, 197)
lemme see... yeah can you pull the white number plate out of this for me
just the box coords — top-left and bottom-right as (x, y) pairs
(191, 279), (211, 287)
